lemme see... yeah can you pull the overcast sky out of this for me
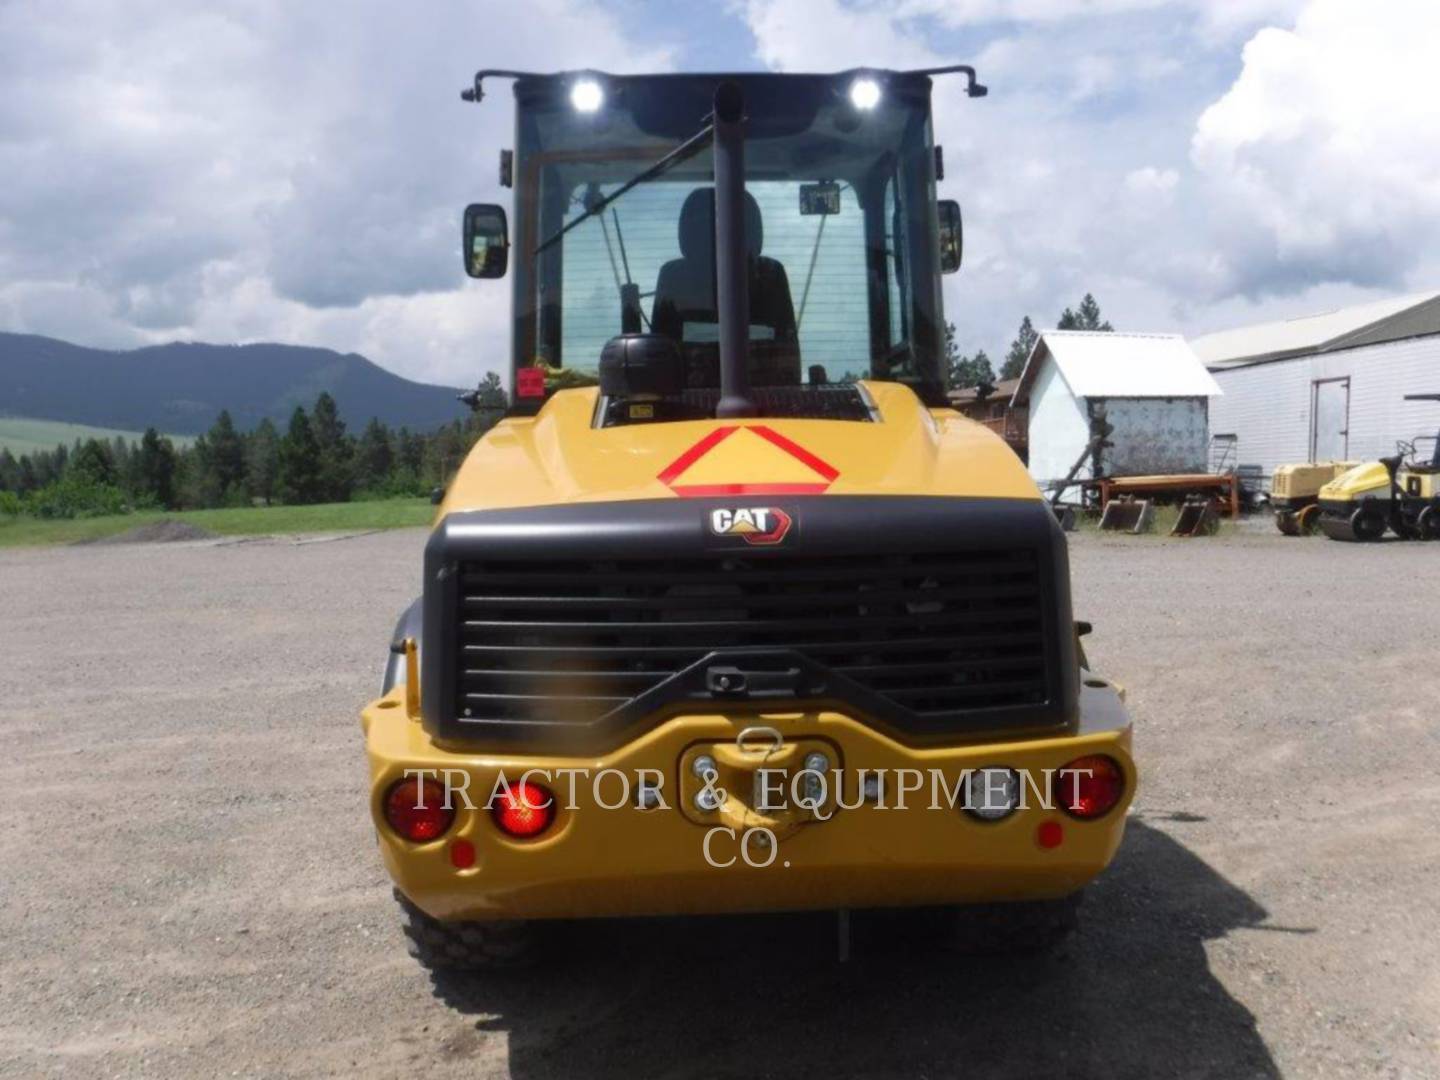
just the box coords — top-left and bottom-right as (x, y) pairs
(1, 0), (1435, 388)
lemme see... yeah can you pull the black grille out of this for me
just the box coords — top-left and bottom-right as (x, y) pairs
(681, 386), (874, 421)
(598, 385), (874, 426)
(452, 550), (1048, 727)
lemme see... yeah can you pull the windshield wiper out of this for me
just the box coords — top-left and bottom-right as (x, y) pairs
(534, 121), (714, 256)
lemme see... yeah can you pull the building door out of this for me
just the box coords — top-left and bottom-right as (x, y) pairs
(1311, 377), (1350, 461)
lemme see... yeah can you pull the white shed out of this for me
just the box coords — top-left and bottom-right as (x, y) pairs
(1011, 331), (1222, 498)
(1194, 291), (1440, 485)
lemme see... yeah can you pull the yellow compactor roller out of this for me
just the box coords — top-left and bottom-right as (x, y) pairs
(1271, 461), (1357, 535)
(1392, 394), (1440, 540)
(1317, 462), (1402, 541)
(1317, 394), (1440, 541)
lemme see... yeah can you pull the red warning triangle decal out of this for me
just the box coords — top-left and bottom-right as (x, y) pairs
(657, 425), (840, 498)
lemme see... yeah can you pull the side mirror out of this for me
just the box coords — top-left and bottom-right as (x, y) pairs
(463, 203), (509, 279)
(937, 199), (963, 274)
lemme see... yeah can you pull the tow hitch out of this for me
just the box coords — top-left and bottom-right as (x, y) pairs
(678, 727), (841, 840)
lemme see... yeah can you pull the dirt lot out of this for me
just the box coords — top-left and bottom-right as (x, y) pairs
(1, 526), (1437, 1079)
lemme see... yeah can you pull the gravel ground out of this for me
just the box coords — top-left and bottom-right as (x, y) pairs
(1, 526), (1437, 1079)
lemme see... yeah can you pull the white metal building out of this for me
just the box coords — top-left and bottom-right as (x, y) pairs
(1010, 331), (1222, 497)
(1195, 292), (1440, 481)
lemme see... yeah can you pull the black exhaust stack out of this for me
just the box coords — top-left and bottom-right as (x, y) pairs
(712, 81), (757, 419)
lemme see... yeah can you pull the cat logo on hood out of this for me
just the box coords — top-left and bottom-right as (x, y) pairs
(708, 507), (793, 546)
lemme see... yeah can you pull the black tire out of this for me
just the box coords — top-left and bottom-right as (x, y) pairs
(1419, 505), (1440, 541)
(947, 892), (1082, 955)
(394, 889), (537, 971)
(1350, 507), (1387, 542)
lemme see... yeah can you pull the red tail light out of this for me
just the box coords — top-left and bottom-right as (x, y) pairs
(493, 781), (556, 839)
(384, 776), (455, 842)
(1058, 755), (1125, 819)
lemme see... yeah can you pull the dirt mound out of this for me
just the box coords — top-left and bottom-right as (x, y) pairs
(82, 519), (218, 545)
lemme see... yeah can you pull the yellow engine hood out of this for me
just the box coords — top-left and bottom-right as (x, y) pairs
(439, 381), (1040, 515)
(1319, 460), (1392, 501)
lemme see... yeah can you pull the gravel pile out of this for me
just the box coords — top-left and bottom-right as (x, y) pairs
(80, 519), (218, 545)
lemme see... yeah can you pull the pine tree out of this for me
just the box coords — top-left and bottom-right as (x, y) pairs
(461, 371), (508, 446)
(110, 436), (131, 486)
(355, 418), (394, 494)
(311, 392), (354, 502)
(135, 428), (178, 509)
(423, 423), (465, 489)
(277, 407), (324, 505)
(1000, 316), (1039, 380)
(182, 434), (222, 508)
(474, 371), (507, 414)
(396, 428), (424, 475)
(1057, 293), (1114, 332)
(943, 319), (998, 391)
(18, 455), (38, 494)
(207, 410), (248, 501)
(68, 439), (117, 487)
(391, 427), (426, 495)
(0, 448), (18, 492)
(247, 419), (280, 507)
(943, 321), (962, 374)
(950, 350), (997, 391)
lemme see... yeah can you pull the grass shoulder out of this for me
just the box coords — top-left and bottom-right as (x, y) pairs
(0, 497), (433, 548)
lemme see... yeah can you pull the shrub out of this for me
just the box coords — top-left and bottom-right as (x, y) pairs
(25, 478), (129, 519)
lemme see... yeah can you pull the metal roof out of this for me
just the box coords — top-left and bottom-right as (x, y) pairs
(1010, 331), (1221, 406)
(1192, 291), (1440, 369)
(948, 376), (1021, 405)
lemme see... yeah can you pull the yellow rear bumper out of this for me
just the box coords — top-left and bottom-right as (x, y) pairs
(361, 682), (1135, 922)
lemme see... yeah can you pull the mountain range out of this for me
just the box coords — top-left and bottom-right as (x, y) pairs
(0, 332), (474, 434)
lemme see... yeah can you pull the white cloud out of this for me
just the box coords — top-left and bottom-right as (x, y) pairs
(1190, 0), (1440, 298)
(742, 0), (941, 71)
(895, 0), (1168, 26)
(741, 0), (1218, 355)
(1190, 0), (1308, 37)
(892, 0), (1305, 31)
(1124, 166), (1179, 197)
(6, 0), (1436, 390)
(740, 0), (1440, 357)
(0, 0), (674, 386)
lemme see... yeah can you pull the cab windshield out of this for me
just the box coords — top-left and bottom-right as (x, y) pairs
(510, 72), (947, 400)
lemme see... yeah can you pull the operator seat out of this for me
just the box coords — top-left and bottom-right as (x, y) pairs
(651, 188), (799, 383)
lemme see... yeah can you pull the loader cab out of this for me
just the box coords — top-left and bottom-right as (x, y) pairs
(466, 69), (972, 416)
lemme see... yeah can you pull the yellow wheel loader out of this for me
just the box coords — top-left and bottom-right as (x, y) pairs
(1271, 461), (1356, 535)
(361, 65), (1136, 970)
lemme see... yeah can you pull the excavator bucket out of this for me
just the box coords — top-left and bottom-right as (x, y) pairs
(1171, 497), (1219, 537)
(1099, 497), (1154, 534)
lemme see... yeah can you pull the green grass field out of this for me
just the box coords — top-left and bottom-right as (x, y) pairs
(0, 416), (194, 456)
(0, 498), (433, 548)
